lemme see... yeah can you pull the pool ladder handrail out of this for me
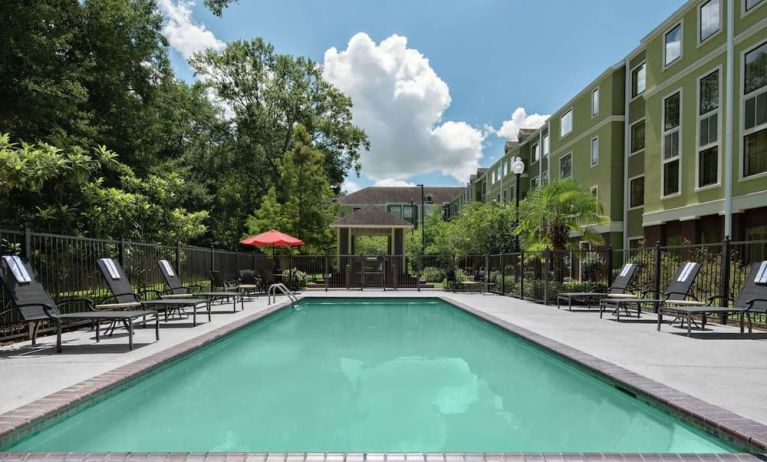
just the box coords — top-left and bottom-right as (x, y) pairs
(268, 283), (299, 308)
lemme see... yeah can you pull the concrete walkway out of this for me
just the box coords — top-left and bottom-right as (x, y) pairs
(1, 291), (765, 425)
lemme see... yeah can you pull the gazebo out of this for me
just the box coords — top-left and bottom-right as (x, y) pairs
(329, 205), (414, 287)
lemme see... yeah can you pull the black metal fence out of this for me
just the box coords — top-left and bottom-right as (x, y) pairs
(2, 228), (766, 341)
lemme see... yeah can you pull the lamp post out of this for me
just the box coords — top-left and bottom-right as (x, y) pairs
(417, 184), (425, 256)
(511, 156), (525, 252)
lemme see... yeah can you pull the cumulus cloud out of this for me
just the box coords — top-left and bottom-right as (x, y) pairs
(373, 178), (416, 187)
(323, 33), (484, 183)
(342, 179), (362, 194)
(157, 0), (224, 59)
(496, 107), (549, 141)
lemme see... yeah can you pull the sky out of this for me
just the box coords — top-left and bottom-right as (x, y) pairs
(158, 0), (686, 192)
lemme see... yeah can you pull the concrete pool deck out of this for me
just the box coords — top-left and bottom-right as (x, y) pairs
(0, 291), (766, 453)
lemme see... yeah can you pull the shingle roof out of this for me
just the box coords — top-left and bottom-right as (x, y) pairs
(330, 205), (414, 228)
(337, 186), (464, 205)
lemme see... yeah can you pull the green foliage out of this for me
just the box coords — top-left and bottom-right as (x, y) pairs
(0, 135), (207, 242)
(354, 236), (389, 255)
(246, 125), (338, 253)
(514, 179), (608, 252)
(204, 0), (237, 15)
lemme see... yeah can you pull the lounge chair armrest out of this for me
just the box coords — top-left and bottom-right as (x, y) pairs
(184, 284), (203, 292)
(139, 289), (163, 300)
(665, 291), (698, 301)
(746, 298), (767, 310)
(99, 292), (141, 304)
(13, 302), (59, 318)
(640, 289), (660, 299)
(57, 298), (96, 311)
(706, 295), (735, 306)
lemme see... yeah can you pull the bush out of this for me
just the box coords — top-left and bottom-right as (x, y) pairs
(421, 266), (446, 283)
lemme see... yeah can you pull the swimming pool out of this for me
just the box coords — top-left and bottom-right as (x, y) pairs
(5, 298), (736, 453)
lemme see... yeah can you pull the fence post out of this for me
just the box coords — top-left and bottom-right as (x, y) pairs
(24, 226), (32, 261)
(324, 253), (329, 292)
(361, 255), (365, 291)
(118, 237), (126, 269)
(175, 243), (182, 276)
(210, 245), (215, 272)
(543, 250), (551, 305)
(720, 236), (731, 324)
(519, 251), (525, 299)
(606, 246), (614, 288)
(501, 253), (506, 295)
(653, 241), (662, 313)
(417, 255), (421, 292)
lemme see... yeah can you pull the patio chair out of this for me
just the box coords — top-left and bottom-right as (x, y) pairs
(97, 258), (211, 327)
(0, 256), (157, 352)
(157, 260), (244, 312)
(658, 260), (767, 336)
(557, 263), (639, 311)
(600, 261), (701, 321)
(210, 270), (240, 292)
(238, 269), (261, 297)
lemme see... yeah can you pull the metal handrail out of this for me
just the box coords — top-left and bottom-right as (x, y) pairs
(268, 283), (298, 308)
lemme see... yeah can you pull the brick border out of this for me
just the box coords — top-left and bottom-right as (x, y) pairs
(0, 295), (765, 460)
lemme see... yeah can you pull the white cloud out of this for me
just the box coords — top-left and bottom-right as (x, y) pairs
(323, 33), (484, 183)
(373, 178), (416, 187)
(496, 107), (549, 141)
(342, 179), (362, 193)
(157, 0), (224, 59)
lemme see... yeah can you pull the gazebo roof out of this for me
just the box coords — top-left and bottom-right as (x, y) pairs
(330, 205), (414, 229)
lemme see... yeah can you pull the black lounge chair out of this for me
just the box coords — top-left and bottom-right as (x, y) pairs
(600, 261), (701, 321)
(658, 260), (767, 336)
(210, 270), (240, 292)
(557, 263), (639, 311)
(97, 258), (211, 326)
(0, 256), (157, 352)
(157, 260), (243, 312)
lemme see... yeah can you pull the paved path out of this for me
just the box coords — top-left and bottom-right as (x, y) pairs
(1, 291), (765, 425)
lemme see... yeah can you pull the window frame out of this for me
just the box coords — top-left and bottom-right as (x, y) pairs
(740, 40), (767, 181)
(696, 66), (722, 190)
(559, 152), (573, 179)
(631, 62), (647, 100)
(560, 109), (574, 138)
(530, 175), (539, 189)
(629, 118), (646, 156)
(628, 174), (645, 210)
(663, 21), (684, 70)
(590, 136), (599, 166)
(661, 88), (683, 198)
(743, 0), (766, 17)
(591, 87), (600, 117)
(543, 134), (550, 157)
(628, 236), (644, 249)
(532, 142), (541, 163)
(698, 0), (722, 46)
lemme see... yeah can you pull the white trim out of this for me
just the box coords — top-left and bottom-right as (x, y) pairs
(630, 62), (647, 101)
(742, 0), (766, 17)
(661, 88), (684, 198)
(697, 0), (723, 46)
(590, 136), (600, 167)
(646, 43), (726, 98)
(629, 117), (646, 156)
(695, 65), (723, 191)
(591, 87), (600, 118)
(739, 39), (767, 181)
(559, 152), (573, 179)
(628, 174), (645, 210)
(551, 115), (624, 156)
(663, 21), (684, 70)
(560, 108), (574, 139)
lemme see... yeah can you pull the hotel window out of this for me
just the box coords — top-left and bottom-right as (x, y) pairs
(699, 0), (720, 43)
(744, 41), (767, 177)
(532, 143), (540, 162)
(530, 176), (539, 189)
(590, 137), (599, 166)
(662, 91), (682, 196)
(403, 205), (413, 220)
(543, 135), (550, 156)
(664, 23), (682, 66)
(560, 153), (572, 179)
(628, 237), (644, 249)
(630, 119), (646, 153)
(629, 176), (644, 208)
(746, 0), (764, 12)
(503, 160), (508, 175)
(632, 63), (646, 97)
(561, 110), (573, 137)
(591, 88), (600, 116)
(698, 70), (719, 187)
(541, 170), (549, 184)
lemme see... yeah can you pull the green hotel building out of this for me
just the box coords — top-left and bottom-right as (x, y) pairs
(449, 0), (767, 249)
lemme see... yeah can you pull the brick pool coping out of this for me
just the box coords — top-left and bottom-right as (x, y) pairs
(0, 294), (765, 461)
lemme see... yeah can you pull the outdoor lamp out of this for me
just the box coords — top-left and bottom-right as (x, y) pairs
(511, 156), (525, 175)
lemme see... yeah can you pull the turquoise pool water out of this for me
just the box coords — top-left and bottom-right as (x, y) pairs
(7, 298), (735, 453)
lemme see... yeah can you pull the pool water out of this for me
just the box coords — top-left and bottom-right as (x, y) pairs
(7, 298), (736, 453)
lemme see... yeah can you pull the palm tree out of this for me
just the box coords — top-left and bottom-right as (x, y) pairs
(514, 179), (608, 281)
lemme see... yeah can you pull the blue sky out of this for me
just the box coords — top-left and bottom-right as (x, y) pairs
(162, 0), (685, 190)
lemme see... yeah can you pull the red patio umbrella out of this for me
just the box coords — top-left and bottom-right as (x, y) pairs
(240, 230), (304, 247)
